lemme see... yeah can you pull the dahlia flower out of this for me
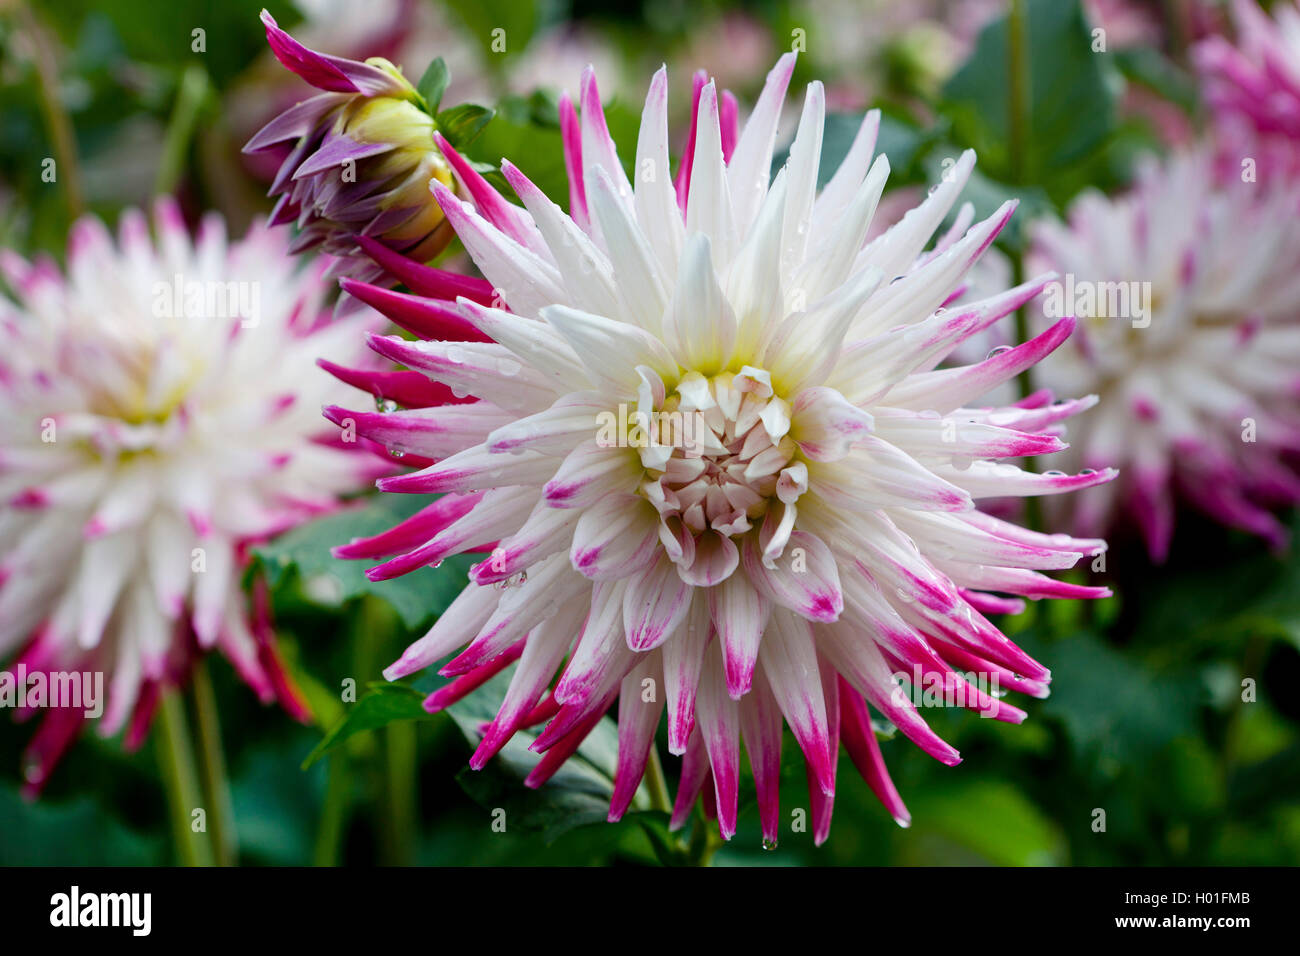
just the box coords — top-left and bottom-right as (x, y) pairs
(1029, 147), (1300, 560)
(1196, 0), (1300, 182)
(245, 10), (459, 281)
(329, 56), (1113, 843)
(0, 199), (380, 794)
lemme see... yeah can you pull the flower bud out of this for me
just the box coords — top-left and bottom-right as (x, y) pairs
(244, 11), (457, 280)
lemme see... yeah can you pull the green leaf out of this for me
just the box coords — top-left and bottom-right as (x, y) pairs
(941, 0), (1122, 203)
(0, 782), (163, 865)
(443, 667), (645, 842)
(301, 682), (429, 768)
(774, 111), (934, 188)
(1022, 629), (1203, 768)
(466, 100), (567, 203)
(922, 150), (1054, 252)
(906, 777), (1066, 865)
(233, 733), (329, 864)
(416, 57), (450, 115)
(441, 0), (542, 65)
(1113, 46), (1199, 114)
(46, 0), (301, 86)
(436, 104), (495, 151)
(250, 493), (474, 630)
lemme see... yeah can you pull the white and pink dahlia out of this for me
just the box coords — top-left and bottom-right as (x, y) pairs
(331, 57), (1114, 843)
(1029, 148), (1300, 560)
(0, 200), (380, 793)
(1196, 0), (1300, 182)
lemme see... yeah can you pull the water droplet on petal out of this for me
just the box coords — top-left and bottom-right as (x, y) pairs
(390, 448), (405, 459)
(377, 398), (397, 413)
(986, 345), (1013, 359)
(1043, 470), (1065, 477)
(762, 837), (778, 851)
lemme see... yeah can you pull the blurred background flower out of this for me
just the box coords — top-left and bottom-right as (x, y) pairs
(0, 198), (381, 870)
(1028, 146), (1300, 561)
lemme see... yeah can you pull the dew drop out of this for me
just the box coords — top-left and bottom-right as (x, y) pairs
(1042, 469), (1065, 477)
(986, 345), (1013, 359)
(377, 398), (397, 414)
(762, 837), (778, 851)
(390, 448), (406, 459)
(950, 454), (973, 472)
(1079, 468), (1096, 476)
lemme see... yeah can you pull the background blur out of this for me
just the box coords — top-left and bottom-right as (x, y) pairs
(2, 0), (1299, 866)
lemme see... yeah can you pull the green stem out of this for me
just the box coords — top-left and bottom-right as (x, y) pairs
(355, 596), (418, 865)
(155, 689), (215, 867)
(1007, 0), (1042, 533)
(383, 720), (418, 866)
(19, 2), (84, 219)
(643, 743), (672, 815)
(1012, 253), (1041, 532)
(686, 810), (722, 867)
(154, 63), (211, 198)
(1007, 0), (1035, 403)
(1161, 0), (1190, 67)
(314, 755), (350, 866)
(1007, 0), (1029, 188)
(1222, 634), (1267, 780)
(191, 658), (237, 866)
